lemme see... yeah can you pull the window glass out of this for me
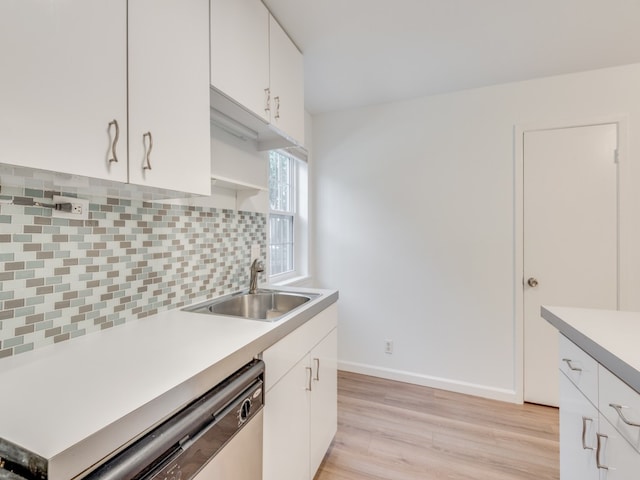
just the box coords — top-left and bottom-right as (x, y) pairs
(269, 151), (295, 276)
(269, 214), (294, 275)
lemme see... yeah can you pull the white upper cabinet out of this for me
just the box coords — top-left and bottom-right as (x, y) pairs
(128, 0), (211, 195)
(0, 0), (210, 196)
(0, 0), (128, 183)
(210, 0), (305, 148)
(268, 15), (305, 146)
(210, 0), (270, 122)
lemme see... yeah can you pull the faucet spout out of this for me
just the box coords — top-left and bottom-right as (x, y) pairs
(249, 258), (264, 294)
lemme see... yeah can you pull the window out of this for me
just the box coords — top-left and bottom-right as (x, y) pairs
(268, 150), (308, 281)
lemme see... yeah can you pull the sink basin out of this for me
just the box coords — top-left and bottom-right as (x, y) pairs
(184, 289), (319, 321)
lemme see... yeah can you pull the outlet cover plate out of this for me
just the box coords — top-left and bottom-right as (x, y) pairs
(52, 195), (89, 220)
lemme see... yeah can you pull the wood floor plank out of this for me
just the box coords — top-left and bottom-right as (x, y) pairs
(314, 371), (559, 480)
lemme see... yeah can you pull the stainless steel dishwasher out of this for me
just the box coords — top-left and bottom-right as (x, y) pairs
(83, 359), (264, 480)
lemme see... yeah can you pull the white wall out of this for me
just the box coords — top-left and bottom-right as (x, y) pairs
(311, 63), (640, 402)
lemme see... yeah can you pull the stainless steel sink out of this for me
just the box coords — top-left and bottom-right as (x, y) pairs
(183, 289), (319, 321)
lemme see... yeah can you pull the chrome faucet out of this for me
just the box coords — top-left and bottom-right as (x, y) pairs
(249, 258), (264, 294)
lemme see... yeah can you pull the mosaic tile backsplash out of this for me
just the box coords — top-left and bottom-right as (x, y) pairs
(0, 186), (266, 358)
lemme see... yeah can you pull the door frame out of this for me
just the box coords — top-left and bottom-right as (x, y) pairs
(513, 114), (628, 404)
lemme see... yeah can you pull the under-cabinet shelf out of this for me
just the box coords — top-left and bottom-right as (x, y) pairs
(211, 175), (267, 192)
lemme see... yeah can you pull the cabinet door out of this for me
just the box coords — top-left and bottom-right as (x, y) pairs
(560, 372), (599, 480)
(211, 0), (270, 122)
(0, 0), (128, 182)
(309, 328), (338, 477)
(128, 0), (211, 195)
(597, 414), (640, 479)
(263, 356), (311, 480)
(269, 15), (305, 146)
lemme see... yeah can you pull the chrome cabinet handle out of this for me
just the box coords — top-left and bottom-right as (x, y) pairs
(108, 119), (119, 163)
(562, 358), (582, 372)
(527, 277), (538, 287)
(264, 88), (270, 113)
(596, 433), (609, 470)
(142, 132), (153, 171)
(581, 416), (594, 450)
(274, 96), (280, 119)
(305, 366), (312, 391)
(313, 358), (320, 381)
(609, 403), (640, 427)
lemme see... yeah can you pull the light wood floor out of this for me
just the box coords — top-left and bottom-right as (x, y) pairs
(315, 371), (559, 480)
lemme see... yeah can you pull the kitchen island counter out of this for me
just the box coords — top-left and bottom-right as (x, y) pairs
(542, 305), (640, 394)
(0, 286), (338, 480)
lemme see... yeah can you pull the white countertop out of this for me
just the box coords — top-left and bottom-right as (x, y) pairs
(0, 286), (338, 480)
(542, 305), (640, 394)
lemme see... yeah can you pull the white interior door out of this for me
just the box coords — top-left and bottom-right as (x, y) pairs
(523, 123), (618, 406)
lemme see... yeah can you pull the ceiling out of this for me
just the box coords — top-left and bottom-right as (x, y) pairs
(263, 0), (640, 114)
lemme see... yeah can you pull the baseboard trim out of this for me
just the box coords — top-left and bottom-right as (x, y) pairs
(338, 361), (519, 404)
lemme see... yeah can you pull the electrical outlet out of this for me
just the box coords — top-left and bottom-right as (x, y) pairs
(384, 339), (393, 354)
(52, 195), (89, 220)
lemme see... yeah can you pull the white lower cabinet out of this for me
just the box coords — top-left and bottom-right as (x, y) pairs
(559, 335), (640, 479)
(309, 329), (338, 476)
(596, 413), (640, 479)
(560, 372), (599, 480)
(263, 352), (311, 480)
(263, 304), (338, 480)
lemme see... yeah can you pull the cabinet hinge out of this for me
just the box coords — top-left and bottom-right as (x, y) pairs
(614, 148), (619, 164)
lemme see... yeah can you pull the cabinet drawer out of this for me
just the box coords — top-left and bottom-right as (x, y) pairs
(559, 334), (598, 404)
(263, 303), (338, 392)
(599, 365), (640, 453)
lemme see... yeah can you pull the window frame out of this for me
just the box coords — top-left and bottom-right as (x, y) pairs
(268, 150), (308, 284)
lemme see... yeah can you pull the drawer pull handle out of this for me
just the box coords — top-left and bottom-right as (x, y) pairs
(108, 119), (120, 163)
(264, 88), (271, 113)
(581, 416), (594, 450)
(562, 358), (582, 372)
(274, 96), (280, 119)
(596, 433), (609, 470)
(313, 358), (320, 381)
(305, 366), (312, 391)
(609, 403), (640, 428)
(143, 132), (153, 171)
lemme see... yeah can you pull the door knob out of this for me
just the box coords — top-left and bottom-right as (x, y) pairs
(527, 277), (539, 287)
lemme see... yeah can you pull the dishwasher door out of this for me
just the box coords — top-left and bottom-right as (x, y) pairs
(83, 360), (264, 480)
(191, 410), (263, 480)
